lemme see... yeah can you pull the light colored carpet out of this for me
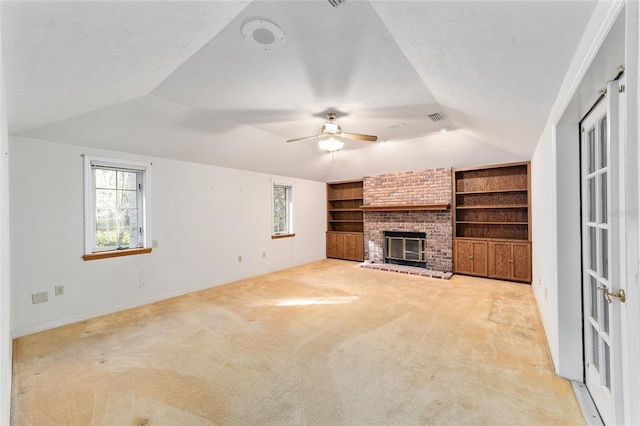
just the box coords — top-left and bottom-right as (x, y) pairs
(11, 259), (585, 425)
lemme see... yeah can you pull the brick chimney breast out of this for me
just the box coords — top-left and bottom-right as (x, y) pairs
(363, 168), (453, 272)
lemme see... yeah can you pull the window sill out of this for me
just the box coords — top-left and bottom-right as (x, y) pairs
(272, 233), (295, 240)
(83, 247), (152, 261)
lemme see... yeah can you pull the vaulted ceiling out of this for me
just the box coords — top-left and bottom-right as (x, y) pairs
(1, 1), (597, 181)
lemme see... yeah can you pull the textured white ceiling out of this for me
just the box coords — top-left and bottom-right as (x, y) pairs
(1, 1), (250, 132)
(1, 1), (597, 181)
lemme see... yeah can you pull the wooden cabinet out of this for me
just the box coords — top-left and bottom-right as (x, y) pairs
(488, 241), (532, 283)
(327, 232), (364, 261)
(453, 162), (532, 282)
(454, 239), (488, 276)
(326, 180), (364, 261)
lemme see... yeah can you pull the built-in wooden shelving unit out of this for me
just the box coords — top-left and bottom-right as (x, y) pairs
(452, 162), (532, 283)
(326, 180), (364, 261)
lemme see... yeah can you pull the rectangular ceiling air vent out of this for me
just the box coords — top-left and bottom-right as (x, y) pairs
(427, 113), (445, 122)
(328, 0), (346, 7)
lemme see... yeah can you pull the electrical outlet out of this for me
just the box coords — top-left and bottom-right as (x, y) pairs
(238, 255), (242, 262)
(32, 291), (48, 304)
(152, 240), (159, 248)
(55, 285), (64, 296)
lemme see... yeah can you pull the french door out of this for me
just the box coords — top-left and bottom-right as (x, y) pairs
(580, 79), (625, 425)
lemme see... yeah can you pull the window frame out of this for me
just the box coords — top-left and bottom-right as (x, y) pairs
(272, 181), (295, 239)
(83, 155), (152, 259)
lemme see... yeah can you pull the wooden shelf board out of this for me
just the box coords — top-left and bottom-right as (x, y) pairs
(327, 179), (364, 185)
(328, 209), (363, 212)
(455, 204), (528, 209)
(328, 198), (364, 202)
(329, 220), (364, 223)
(455, 189), (528, 195)
(360, 203), (450, 212)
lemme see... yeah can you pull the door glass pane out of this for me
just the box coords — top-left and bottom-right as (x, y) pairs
(591, 325), (600, 370)
(590, 275), (598, 320)
(588, 178), (596, 222)
(601, 228), (608, 279)
(600, 173), (607, 224)
(604, 340), (611, 391)
(589, 227), (597, 271)
(599, 115), (607, 168)
(588, 128), (596, 173)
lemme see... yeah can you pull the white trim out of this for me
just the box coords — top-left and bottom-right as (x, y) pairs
(549, 1), (626, 125)
(622, 2), (640, 423)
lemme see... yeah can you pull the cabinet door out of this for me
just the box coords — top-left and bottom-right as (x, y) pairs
(334, 233), (346, 259)
(454, 240), (473, 274)
(354, 234), (364, 261)
(326, 233), (338, 258)
(488, 242), (512, 280)
(471, 241), (488, 276)
(511, 242), (532, 282)
(344, 234), (356, 260)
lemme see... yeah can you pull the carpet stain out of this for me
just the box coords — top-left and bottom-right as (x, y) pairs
(132, 416), (149, 426)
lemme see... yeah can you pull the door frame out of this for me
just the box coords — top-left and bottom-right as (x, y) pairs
(579, 81), (625, 424)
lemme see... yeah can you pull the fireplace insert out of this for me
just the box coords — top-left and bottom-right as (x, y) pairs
(384, 231), (426, 268)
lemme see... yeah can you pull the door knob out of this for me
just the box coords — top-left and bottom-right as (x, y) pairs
(598, 286), (626, 304)
(606, 289), (626, 303)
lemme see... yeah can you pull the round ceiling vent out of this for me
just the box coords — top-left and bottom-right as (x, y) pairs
(242, 19), (285, 53)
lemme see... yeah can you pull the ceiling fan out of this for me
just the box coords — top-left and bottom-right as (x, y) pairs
(286, 113), (378, 152)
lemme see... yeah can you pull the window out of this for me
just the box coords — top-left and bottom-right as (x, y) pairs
(272, 182), (294, 238)
(84, 156), (151, 260)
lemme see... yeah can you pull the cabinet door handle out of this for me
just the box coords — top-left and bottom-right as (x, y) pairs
(508, 259), (514, 263)
(468, 256), (474, 259)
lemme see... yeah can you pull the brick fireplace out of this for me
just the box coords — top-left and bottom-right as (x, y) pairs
(362, 168), (452, 272)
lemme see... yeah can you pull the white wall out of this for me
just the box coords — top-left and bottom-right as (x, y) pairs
(553, 124), (583, 380)
(530, 123), (560, 367)
(532, 123), (582, 381)
(0, 38), (12, 426)
(9, 136), (326, 336)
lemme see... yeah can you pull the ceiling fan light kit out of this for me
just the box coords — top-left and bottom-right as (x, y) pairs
(287, 112), (378, 153)
(318, 136), (344, 152)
